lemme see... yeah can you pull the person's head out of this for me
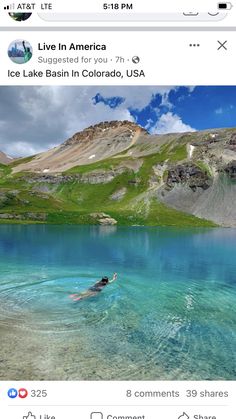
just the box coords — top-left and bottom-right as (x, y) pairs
(101, 276), (109, 284)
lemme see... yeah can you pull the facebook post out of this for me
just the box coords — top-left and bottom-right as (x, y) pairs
(0, 3), (235, 419)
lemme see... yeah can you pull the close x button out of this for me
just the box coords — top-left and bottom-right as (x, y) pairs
(217, 40), (228, 50)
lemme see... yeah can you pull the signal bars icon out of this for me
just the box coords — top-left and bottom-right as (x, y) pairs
(4, 3), (15, 10)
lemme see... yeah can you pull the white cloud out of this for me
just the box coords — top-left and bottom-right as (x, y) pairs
(187, 86), (196, 93)
(215, 107), (223, 115)
(64, 97), (135, 138)
(215, 105), (234, 115)
(150, 112), (196, 134)
(0, 86), (195, 157)
(2, 141), (57, 158)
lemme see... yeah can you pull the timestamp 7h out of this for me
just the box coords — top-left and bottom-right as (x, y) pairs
(103, 3), (133, 10)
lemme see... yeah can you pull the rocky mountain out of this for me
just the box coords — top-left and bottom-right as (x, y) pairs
(13, 121), (147, 174)
(1, 121), (236, 227)
(0, 151), (13, 164)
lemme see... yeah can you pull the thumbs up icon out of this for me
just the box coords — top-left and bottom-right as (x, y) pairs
(23, 412), (36, 419)
(178, 413), (190, 419)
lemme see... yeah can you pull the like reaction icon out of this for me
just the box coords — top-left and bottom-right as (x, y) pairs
(23, 412), (36, 419)
(8, 388), (18, 399)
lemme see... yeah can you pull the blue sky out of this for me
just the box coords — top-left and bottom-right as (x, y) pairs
(93, 86), (236, 134)
(0, 86), (236, 156)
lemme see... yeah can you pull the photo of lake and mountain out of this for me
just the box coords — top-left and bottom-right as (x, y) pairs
(0, 86), (235, 380)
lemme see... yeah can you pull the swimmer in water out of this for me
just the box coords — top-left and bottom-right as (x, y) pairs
(70, 273), (118, 301)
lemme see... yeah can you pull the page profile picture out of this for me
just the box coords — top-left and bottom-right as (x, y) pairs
(9, 13), (32, 22)
(8, 40), (33, 64)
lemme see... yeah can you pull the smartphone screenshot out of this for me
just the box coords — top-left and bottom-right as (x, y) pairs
(0, 1), (235, 419)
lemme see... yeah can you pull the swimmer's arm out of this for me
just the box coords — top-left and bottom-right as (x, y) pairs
(109, 272), (118, 283)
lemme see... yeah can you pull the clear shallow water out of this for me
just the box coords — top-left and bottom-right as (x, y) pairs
(0, 225), (236, 380)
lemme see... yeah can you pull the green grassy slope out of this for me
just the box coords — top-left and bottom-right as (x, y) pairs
(0, 143), (216, 226)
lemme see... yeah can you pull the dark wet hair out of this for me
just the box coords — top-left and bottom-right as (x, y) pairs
(101, 276), (109, 283)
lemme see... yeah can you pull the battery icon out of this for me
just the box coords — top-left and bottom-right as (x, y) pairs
(218, 2), (233, 9)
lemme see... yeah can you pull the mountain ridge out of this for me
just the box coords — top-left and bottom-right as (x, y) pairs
(0, 151), (13, 165)
(12, 120), (147, 174)
(0, 121), (236, 227)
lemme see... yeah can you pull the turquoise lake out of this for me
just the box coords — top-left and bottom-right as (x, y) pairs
(0, 225), (235, 380)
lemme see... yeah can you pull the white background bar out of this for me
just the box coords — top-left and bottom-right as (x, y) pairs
(1, 31), (236, 85)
